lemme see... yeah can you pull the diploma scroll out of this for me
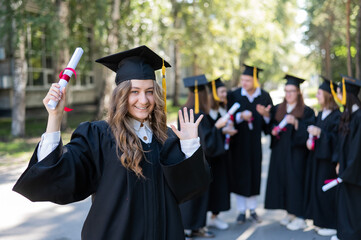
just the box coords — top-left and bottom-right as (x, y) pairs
(322, 177), (343, 192)
(47, 47), (84, 110)
(224, 102), (241, 120)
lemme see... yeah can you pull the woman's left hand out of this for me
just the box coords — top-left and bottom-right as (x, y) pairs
(171, 107), (204, 140)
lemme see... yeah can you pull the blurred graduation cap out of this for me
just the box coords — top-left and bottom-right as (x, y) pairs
(183, 74), (208, 113)
(95, 45), (171, 111)
(332, 74), (361, 106)
(284, 74), (305, 88)
(319, 76), (337, 94)
(242, 64), (263, 88)
(207, 77), (225, 101)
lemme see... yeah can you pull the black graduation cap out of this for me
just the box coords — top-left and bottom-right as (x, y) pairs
(284, 74), (305, 88)
(340, 74), (361, 96)
(183, 74), (208, 91)
(207, 77), (225, 101)
(319, 76), (337, 94)
(183, 74), (208, 113)
(242, 64), (263, 77)
(95, 45), (171, 85)
(207, 77), (225, 90)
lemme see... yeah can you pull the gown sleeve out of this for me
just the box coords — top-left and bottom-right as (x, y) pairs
(13, 122), (104, 204)
(315, 111), (340, 161)
(198, 115), (225, 158)
(291, 106), (315, 146)
(339, 118), (361, 187)
(160, 129), (211, 204)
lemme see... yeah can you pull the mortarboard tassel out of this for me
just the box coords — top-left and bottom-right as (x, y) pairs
(253, 67), (260, 88)
(211, 79), (220, 101)
(195, 80), (199, 114)
(330, 80), (342, 105)
(162, 59), (167, 113)
(341, 77), (347, 105)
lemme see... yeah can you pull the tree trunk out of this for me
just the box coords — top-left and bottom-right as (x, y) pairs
(346, 0), (353, 77)
(325, 35), (332, 79)
(96, 0), (120, 120)
(11, 30), (28, 137)
(172, 41), (181, 106)
(356, 0), (361, 81)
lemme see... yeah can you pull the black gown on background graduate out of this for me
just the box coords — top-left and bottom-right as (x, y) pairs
(265, 105), (315, 217)
(206, 112), (231, 213)
(303, 110), (340, 229)
(335, 109), (361, 240)
(179, 111), (225, 230)
(13, 121), (211, 240)
(226, 88), (273, 196)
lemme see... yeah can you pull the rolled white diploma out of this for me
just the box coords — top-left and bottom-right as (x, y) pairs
(322, 177), (343, 192)
(47, 47), (84, 109)
(278, 116), (288, 129)
(223, 102), (241, 121)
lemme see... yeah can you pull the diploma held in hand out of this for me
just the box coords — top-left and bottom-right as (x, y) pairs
(322, 177), (343, 192)
(223, 102), (241, 121)
(47, 47), (84, 110)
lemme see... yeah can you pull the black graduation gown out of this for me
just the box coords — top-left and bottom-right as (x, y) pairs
(13, 121), (211, 240)
(264, 105), (315, 217)
(179, 111), (225, 230)
(303, 110), (340, 228)
(335, 109), (361, 240)
(226, 88), (273, 196)
(206, 112), (231, 213)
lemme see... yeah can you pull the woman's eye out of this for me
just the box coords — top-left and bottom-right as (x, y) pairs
(131, 91), (138, 94)
(147, 91), (153, 94)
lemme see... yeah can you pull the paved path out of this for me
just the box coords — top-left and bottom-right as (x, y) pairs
(0, 135), (331, 240)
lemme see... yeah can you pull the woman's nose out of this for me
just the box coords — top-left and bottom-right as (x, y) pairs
(138, 92), (148, 104)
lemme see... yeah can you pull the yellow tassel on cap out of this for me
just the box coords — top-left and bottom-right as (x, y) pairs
(162, 59), (167, 113)
(211, 80), (220, 101)
(195, 80), (199, 114)
(330, 80), (342, 105)
(253, 67), (260, 88)
(341, 78), (347, 105)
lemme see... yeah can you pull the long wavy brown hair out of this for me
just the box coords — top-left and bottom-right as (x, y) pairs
(183, 88), (210, 114)
(275, 92), (305, 122)
(107, 80), (168, 178)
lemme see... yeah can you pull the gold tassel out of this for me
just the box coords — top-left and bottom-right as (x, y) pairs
(195, 80), (199, 114)
(330, 80), (342, 105)
(211, 80), (220, 101)
(341, 77), (347, 105)
(253, 67), (260, 88)
(162, 59), (167, 113)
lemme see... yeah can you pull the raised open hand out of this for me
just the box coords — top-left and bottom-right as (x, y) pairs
(171, 107), (204, 140)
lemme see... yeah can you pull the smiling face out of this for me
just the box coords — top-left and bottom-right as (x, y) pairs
(127, 80), (155, 122)
(284, 84), (299, 105)
(217, 86), (228, 104)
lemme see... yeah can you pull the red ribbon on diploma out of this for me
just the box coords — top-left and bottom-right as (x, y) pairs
(59, 68), (76, 112)
(324, 178), (341, 184)
(59, 68), (77, 82)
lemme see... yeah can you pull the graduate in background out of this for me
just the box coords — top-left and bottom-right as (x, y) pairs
(13, 46), (211, 240)
(265, 75), (315, 231)
(180, 75), (228, 239)
(331, 75), (361, 240)
(227, 64), (273, 223)
(303, 76), (340, 237)
(206, 78), (237, 230)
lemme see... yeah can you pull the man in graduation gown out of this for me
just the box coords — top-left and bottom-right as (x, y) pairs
(12, 46), (211, 240)
(227, 64), (273, 223)
(333, 75), (361, 240)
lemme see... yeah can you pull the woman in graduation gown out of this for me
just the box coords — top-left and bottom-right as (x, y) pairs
(179, 75), (228, 238)
(303, 77), (340, 237)
(12, 46), (211, 240)
(265, 74), (315, 231)
(206, 78), (237, 230)
(332, 75), (361, 240)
